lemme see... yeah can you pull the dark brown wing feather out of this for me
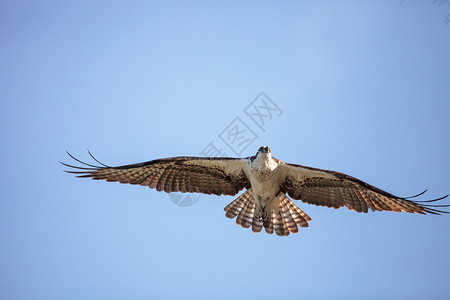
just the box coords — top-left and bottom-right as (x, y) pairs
(61, 151), (250, 196)
(279, 163), (449, 215)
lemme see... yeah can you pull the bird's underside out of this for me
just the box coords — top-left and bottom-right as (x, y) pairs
(61, 147), (449, 236)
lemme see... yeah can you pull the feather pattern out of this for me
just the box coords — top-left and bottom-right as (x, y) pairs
(224, 190), (311, 236)
(280, 163), (449, 215)
(62, 148), (449, 237)
(62, 152), (250, 196)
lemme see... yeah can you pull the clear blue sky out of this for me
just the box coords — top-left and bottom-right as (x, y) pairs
(1, 1), (449, 299)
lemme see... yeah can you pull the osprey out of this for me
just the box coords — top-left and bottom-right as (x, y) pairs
(62, 146), (449, 236)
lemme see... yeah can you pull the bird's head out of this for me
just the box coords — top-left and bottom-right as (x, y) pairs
(257, 146), (271, 156)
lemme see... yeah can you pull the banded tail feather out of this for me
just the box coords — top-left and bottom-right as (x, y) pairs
(224, 190), (311, 236)
(224, 189), (254, 219)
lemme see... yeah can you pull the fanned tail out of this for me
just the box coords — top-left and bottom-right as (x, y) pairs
(268, 192), (312, 236)
(224, 189), (258, 231)
(224, 190), (311, 236)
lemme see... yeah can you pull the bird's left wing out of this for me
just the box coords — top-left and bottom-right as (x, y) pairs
(61, 152), (250, 196)
(278, 163), (448, 214)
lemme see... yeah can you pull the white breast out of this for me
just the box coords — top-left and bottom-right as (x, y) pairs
(246, 154), (282, 198)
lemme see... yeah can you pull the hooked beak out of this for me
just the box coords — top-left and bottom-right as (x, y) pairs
(260, 146), (271, 153)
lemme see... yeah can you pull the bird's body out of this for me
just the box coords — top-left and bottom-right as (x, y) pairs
(62, 146), (448, 236)
(247, 150), (282, 217)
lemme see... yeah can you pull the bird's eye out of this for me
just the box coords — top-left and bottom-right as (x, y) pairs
(259, 147), (263, 151)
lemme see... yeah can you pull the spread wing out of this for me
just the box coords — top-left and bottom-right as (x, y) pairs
(279, 163), (449, 215)
(61, 151), (250, 196)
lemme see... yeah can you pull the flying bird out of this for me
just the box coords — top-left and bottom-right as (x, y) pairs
(61, 146), (449, 236)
